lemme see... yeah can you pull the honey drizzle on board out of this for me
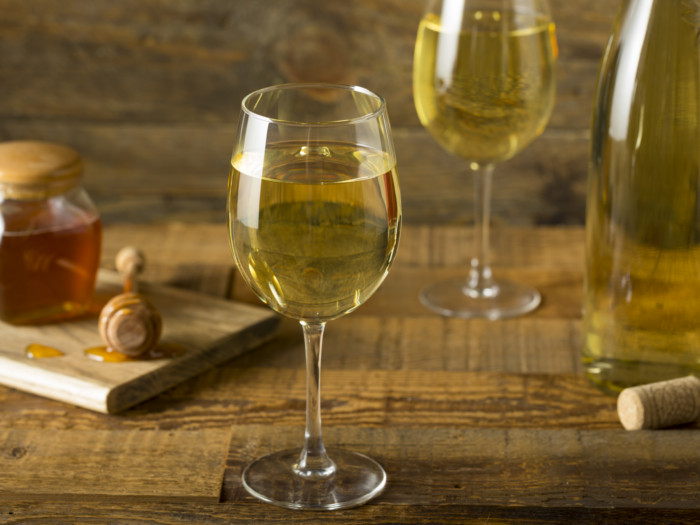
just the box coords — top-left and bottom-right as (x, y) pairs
(25, 343), (65, 358)
(25, 342), (185, 362)
(84, 342), (186, 362)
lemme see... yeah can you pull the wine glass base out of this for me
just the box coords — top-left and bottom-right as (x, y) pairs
(242, 447), (386, 510)
(420, 277), (541, 319)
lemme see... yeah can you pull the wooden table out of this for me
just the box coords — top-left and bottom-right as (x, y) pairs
(1, 223), (698, 523)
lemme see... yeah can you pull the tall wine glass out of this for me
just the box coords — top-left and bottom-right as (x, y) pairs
(227, 84), (401, 509)
(413, 0), (557, 319)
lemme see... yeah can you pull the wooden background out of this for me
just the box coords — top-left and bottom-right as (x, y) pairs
(0, 0), (619, 226)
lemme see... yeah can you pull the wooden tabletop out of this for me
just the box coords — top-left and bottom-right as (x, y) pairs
(1, 222), (698, 523)
(2, 0), (698, 521)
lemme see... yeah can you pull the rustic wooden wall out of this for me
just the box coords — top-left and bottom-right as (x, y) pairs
(0, 0), (620, 225)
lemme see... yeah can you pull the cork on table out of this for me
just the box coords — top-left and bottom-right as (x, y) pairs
(1, 223), (698, 524)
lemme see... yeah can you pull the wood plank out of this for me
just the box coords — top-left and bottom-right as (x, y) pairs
(0, 270), (279, 413)
(0, 428), (231, 502)
(0, 369), (618, 432)
(222, 425), (700, 509)
(1, 220), (696, 523)
(101, 222), (236, 298)
(101, 223), (586, 319)
(394, 128), (590, 227)
(101, 223), (234, 272)
(0, 0), (617, 127)
(359, 267), (583, 319)
(228, 224), (586, 319)
(0, 0), (617, 228)
(100, 224), (586, 271)
(0, 0), (619, 227)
(233, 316), (585, 373)
(180, 368), (617, 429)
(0, 121), (590, 226)
(396, 225), (585, 268)
(0, 501), (695, 525)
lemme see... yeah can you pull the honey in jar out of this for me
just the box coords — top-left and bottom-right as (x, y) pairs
(0, 140), (102, 324)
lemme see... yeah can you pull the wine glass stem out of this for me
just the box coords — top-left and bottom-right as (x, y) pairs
(468, 164), (498, 298)
(295, 320), (336, 479)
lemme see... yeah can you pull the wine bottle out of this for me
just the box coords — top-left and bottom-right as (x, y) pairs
(583, 0), (700, 393)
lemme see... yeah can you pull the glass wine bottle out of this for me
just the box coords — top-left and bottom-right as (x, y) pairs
(583, 0), (700, 393)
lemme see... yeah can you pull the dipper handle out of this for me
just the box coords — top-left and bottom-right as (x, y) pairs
(115, 246), (145, 293)
(617, 375), (700, 430)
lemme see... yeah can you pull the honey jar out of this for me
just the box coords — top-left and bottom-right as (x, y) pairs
(0, 140), (102, 324)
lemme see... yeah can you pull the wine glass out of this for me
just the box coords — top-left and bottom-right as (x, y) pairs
(227, 84), (401, 509)
(413, 0), (557, 319)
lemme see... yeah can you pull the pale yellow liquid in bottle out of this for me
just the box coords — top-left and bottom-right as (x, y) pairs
(583, 1), (700, 393)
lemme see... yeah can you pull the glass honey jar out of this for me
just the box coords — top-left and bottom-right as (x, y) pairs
(0, 140), (102, 325)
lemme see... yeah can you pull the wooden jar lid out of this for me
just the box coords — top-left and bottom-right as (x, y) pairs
(0, 141), (82, 190)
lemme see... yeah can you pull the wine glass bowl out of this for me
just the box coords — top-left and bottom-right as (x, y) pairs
(227, 84), (401, 509)
(413, 0), (557, 319)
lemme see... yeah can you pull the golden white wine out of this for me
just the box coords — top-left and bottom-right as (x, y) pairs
(413, 9), (557, 165)
(583, 1), (700, 393)
(228, 142), (401, 322)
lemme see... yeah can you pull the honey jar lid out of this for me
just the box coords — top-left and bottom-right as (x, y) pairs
(0, 140), (82, 189)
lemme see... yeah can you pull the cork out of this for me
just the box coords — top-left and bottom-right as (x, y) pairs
(617, 376), (700, 430)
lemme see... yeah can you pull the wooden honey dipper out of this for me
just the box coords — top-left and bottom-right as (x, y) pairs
(98, 246), (162, 357)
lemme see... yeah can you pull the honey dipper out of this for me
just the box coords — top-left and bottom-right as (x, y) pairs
(98, 246), (162, 357)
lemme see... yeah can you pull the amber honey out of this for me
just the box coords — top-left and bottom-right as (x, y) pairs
(0, 141), (102, 325)
(84, 342), (185, 362)
(25, 343), (65, 358)
(0, 201), (101, 324)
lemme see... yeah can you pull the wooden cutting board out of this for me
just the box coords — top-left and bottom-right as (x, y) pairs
(0, 270), (279, 414)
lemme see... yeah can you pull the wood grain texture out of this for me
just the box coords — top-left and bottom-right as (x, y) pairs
(0, 269), (279, 413)
(2, 221), (694, 523)
(2, 501), (697, 525)
(101, 223), (585, 271)
(222, 425), (700, 509)
(232, 223), (586, 319)
(98, 222), (586, 318)
(0, 0), (614, 126)
(0, 0), (620, 225)
(0, 122), (589, 226)
(0, 369), (616, 432)
(234, 316), (585, 373)
(0, 428), (231, 501)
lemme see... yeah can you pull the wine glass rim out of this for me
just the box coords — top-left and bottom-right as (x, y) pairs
(240, 83), (387, 127)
